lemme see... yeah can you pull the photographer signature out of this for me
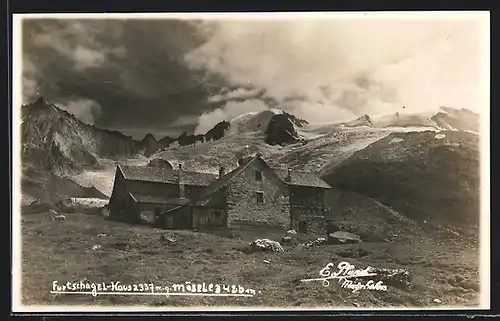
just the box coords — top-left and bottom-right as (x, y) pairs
(300, 261), (387, 292)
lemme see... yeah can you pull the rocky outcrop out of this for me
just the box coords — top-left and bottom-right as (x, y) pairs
(21, 97), (138, 175)
(265, 113), (302, 146)
(147, 158), (173, 170)
(205, 121), (230, 141)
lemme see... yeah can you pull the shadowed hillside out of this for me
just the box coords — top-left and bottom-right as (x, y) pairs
(322, 130), (480, 227)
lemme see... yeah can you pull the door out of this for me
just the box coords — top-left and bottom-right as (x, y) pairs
(298, 221), (307, 233)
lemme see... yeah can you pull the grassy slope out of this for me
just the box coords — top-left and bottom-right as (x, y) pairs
(21, 212), (479, 308)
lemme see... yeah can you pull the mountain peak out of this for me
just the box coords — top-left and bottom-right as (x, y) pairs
(33, 96), (50, 106)
(140, 133), (157, 143)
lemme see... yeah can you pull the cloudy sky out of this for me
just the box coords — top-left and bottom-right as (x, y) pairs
(20, 13), (487, 138)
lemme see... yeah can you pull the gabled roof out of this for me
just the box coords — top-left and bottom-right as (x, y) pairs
(273, 169), (332, 189)
(192, 154), (262, 203)
(118, 164), (217, 186)
(164, 154), (330, 213)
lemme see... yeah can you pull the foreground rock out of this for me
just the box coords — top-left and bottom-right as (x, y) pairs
(328, 231), (361, 244)
(300, 237), (327, 248)
(281, 236), (293, 245)
(249, 239), (284, 253)
(160, 234), (176, 245)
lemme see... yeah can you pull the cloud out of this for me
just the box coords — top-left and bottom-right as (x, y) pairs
(20, 19), (210, 136)
(72, 45), (107, 70)
(185, 17), (484, 124)
(195, 99), (269, 134)
(55, 98), (102, 125)
(207, 87), (263, 103)
(28, 20), (116, 71)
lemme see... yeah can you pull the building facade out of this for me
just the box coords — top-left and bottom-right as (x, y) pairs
(108, 154), (332, 234)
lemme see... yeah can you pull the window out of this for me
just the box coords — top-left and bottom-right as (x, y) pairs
(298, 221), (307, 233)
(255, 171), (262, 181)
(256, 192), (264, 204)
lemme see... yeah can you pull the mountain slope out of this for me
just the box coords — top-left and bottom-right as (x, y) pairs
(21, 97), (139, 175)
(322, 130), (480, 227)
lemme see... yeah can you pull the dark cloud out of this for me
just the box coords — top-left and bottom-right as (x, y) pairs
(21, 18), (221, 136)
(20, 17), (483, 136)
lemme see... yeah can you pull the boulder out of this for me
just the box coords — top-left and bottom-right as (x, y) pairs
(249, 239), (284, 253)
(281, 236), (293, 245)
(328, 231), (361, 244)
(160, 234), (176, 245)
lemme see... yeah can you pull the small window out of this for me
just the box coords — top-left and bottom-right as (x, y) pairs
(256, 192), (264, 204)
(298, 221), (307, 233)
(255, 171), (262, 181)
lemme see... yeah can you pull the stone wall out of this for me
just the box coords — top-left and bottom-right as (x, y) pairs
(226, 160), (290, 229)
(291, 207), (326, 235)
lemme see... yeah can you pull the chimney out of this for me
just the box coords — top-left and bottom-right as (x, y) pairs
(219, 166), (226, 179)
(177, 164), (185, 198)
(286, 168), (291, 182)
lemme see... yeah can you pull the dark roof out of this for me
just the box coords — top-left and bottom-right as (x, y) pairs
(118, 165), (217, 186)
(273, 169), (332, 189)
(129, 193), (190, 205)
(192, 155), (260, 204)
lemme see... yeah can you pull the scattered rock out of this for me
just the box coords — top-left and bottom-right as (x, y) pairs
(263, 260), (271, 264)
(91, 244), (102, 251)
(328, 231), (361, 244)
(249, 239), (284, 253)
(160, 234), (176, 244)
(286, 229), (297, 235)
(281, 236), (293, 245)
(301, 237), (327, 248)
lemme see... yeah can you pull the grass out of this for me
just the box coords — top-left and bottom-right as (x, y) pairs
(19, 210), (480, 309)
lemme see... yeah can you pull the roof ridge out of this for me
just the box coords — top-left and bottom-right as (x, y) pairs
(164, 154), (261, 214)
(271, 167), (318, 174)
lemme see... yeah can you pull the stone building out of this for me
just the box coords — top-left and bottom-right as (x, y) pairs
(108, 153), (332, 234)
(107, 163), (218, 223)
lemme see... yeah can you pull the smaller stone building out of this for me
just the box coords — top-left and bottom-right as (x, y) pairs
(108, 163), (218, 223)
